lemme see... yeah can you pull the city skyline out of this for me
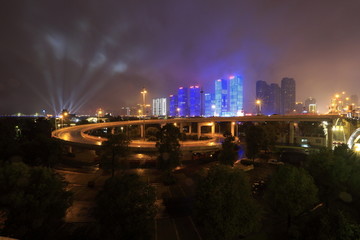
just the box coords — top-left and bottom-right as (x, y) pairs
(1, 1), (360, 115)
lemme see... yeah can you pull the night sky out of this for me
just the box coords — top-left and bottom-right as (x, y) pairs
(1, 0), (360, 115)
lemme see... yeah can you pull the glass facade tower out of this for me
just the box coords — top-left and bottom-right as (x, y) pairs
(214, 76), (244, 116)
(169, 95), (178, 117)
(178, 87), (189, 117)
(189, 85), (201, 116)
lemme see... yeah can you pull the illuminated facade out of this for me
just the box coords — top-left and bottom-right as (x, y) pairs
(152, 98), (167, 116)
(189, 85), (201, 116)
(214, 76), (244, 116)
(229, 76), (244, 116)
(169, 95), (178, 117)
(305, 97), (316, 113)
(204, 93), (215, 117)
(178, 87), (189, 117)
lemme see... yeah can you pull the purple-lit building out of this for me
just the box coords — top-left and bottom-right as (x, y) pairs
(189, 85), (201, 117)
(169, 94), (178, 117)
(178, 87), (189, 117)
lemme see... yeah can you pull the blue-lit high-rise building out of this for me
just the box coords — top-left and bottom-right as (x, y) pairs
(189, 85), (201, 116)
(204, 93), (215, 117)
(229, 76), (244, 116)
(214, 76), (244, 116)
(169, 94), (178, 117)
(178, 87), (189, 117)
(214, 79), (228, 116)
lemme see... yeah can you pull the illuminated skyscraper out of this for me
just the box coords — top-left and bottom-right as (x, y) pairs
(169, 95), (178, 117)
(204, 93), (215, 117)
(229, 75), (244, 116)
(214, 76), (244, 116)
(152, 98), (167, 116)
(178, 87), (189, 117)
(215, 79), (228, 116)
(189, 85), (201, 116)
(281, 77), (296, 114)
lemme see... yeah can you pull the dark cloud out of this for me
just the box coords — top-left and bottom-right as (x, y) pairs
(1, 0), (360, 114)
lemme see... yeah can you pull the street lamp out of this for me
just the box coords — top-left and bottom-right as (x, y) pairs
(256, 99), (262, 115)
(59, 115), (64, 128)
(141, 87), (147, 117)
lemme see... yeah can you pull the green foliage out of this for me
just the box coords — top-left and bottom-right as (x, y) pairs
(298, 122), (325, 136)
(218, 131), (238, 166)
(0, 162), (72, 239)
(245, 124), (264, 160)
(145, 126), (159, 138)
(156, 123), (181, 170)
(265, 165), (318, 221)
(101, 133), (131, 176)
(94, 174), (156, 240)
(306, 145), (360, 205)
(195, 165), (261, 240)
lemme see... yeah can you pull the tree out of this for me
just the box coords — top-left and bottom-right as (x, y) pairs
(155, 123), (181, 170)
(101, 133), (131, 177)
(145, 126), (159, 139)
(0, 162), (72, 239)
(195, 165), (261, 240)
(218, 131), (238, 166)
(306, 145), (360, 208)
(245, 124), (265, 160)
(94, 174), (156, 240)
(265, 165), (318, 230)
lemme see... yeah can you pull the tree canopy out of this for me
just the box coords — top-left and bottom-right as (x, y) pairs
(101, 133), (131, 176)
(217, 131), (238, 166)
(94, 173), (156, 240)
(156, 123), (181, 170)
(0, 162), (72, 239)
(195, 165), (261, 240)
(265, 165), (318, 228)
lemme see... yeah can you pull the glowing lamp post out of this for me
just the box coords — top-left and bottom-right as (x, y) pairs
(141, 88), (147, 117)
(256, 99), (262, 115)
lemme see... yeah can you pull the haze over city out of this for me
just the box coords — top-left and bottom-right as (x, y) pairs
(1, 0), (360, 115)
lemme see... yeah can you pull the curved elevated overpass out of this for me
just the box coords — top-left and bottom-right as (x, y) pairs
(52, 115), (340, 151)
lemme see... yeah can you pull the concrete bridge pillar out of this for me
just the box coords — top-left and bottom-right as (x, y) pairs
(289, 121), (295, 144)
(140, 124), (145, 138)
(231, 122), (236, 136)
(188, 124), (192, 134)
(327, 122), (333, 149)
(197, 124), (202, 139)
(211, 122), (215, 136)
(180, 122), (184, 133)
(111, 127), (115, 135)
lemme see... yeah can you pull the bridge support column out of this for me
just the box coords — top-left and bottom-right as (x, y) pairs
(289, 121), (295, 144)
(231, 122), (236, 136)
(197, 124), (202, 139)
(327, 122), (333, 149)
(111, 128), (115, 135)
(188, 124), (192, 134)
(140, 124), (145, 139)
(211, 122), (215, 137)
(68, 145), (72, 153)
(180, 122), (184, 133)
